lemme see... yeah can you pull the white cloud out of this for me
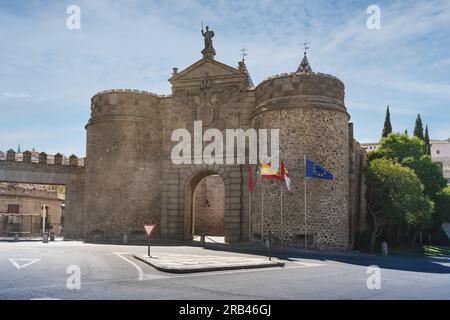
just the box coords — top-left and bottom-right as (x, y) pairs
(0, 0), (449, 153)
(1, 92), (32, 99)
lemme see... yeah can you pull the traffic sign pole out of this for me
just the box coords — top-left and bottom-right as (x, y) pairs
(143, 224), (156, 258)
(148, 237), (151, 257)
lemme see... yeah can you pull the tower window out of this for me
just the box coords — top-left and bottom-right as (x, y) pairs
(7, 204), (19, 213)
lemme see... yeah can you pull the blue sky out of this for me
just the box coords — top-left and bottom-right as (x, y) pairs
(1, 0), (449, 157)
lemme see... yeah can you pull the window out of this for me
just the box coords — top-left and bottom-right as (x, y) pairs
(7, 204), (19, 213)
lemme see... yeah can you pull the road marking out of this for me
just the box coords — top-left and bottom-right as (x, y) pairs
(288, 261), (326, 267)
(143, 273), (170, 280)
(8, 258), (41, 270)
(112, 252), (166, 281)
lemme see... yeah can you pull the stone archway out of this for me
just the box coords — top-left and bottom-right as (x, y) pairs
(191, 174), (225, 238)
(183, 167), (242, 243)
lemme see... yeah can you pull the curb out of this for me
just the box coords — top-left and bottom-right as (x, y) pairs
(133, 254), (285, 274)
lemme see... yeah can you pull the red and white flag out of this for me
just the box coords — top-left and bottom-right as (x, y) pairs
(247, 165), (254, 193)
(280, 161), (292, 192)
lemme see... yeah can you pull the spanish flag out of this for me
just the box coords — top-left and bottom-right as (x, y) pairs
(260, 161), (293, 191)
(260, 163), (281, 180)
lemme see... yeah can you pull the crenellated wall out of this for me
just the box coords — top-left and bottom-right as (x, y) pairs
(0, 151), (85, 238)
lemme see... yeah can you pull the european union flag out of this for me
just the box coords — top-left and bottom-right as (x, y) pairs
(306, 160), (333, 180)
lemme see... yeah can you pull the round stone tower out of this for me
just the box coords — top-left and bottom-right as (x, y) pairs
(84, 90), (163, 240)
(252, 72), (350, 250)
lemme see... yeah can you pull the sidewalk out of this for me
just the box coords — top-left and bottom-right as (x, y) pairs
(134, 253), (284, 273)
(194, 240), (365, 259)
(0, 236), (64, 242)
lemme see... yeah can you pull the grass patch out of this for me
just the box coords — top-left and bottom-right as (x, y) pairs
(388, 244), (450, 257)
(423, 245), (450, 257)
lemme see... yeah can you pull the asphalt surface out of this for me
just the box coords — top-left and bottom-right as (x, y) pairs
(0, 240), (449, 300)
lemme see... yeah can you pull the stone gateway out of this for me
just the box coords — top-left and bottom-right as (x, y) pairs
(61, 29), (366, 250)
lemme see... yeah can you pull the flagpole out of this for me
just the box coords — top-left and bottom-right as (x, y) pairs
(280, 187), (283, 247)
(261, 183), (264, 245)
(304, 154), (307, 251)
(248, 179), (252, 243)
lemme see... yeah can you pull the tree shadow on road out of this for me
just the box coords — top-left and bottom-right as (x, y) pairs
(200, 242), (450, 274)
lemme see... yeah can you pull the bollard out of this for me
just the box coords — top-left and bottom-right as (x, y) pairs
(200, 235), (205, 244)
(14, 233), (19, 242)
(43, 233), (49, 243)
(381, 241), (388, 256)
(122, 234), (128, 245)
(50, 233), (55, 241)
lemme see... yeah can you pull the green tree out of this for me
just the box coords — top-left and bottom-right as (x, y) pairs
(382, 105), (392, 138)
(402, 155), (447, 200)
(414, 114), (424, 140)
(424, 125), (431, 155)
(365, 158), (433, 251)
(375, 133), (425, 162)
(434, 187), (450, 227)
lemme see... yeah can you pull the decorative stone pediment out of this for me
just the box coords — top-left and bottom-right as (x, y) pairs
(170, 59), (243, 86)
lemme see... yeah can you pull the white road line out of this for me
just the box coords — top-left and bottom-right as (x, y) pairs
(8, 258), (41, 270)
(112, 252), (145, 281)
(288, 261), (326, 267)
(112, 252), (170, 281)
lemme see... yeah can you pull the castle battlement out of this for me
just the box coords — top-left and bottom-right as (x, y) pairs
(91, 89), (169, 101)
(0, 150), (84, 167)
(258, 71), (343, 87)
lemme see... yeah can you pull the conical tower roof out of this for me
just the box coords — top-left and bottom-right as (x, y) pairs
(297, 52), (312, 73)
(238, 60), (254, 88)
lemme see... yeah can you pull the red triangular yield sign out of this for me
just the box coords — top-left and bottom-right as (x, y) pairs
(143, 224), (156, 237)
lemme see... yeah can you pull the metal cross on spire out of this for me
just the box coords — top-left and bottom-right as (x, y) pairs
(297, 40), (312, 73)
(238, 47), (254, 88)
(302, 40), (310, 54)
(240, 46), (248, 61)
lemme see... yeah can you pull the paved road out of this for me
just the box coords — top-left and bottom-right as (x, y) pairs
(0, 241), (449, 300)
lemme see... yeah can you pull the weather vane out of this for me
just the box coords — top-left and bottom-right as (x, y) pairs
(241, 46), (248, 61)
(302, 40), (310, 54)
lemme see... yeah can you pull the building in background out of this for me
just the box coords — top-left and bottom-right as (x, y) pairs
(0, 183), (65, 237)
(361, 143), (379, 152)
(431, 139), (450, 184)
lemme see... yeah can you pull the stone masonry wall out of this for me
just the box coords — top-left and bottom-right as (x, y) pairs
(252, 72), (350, 250)
(193, 175), (225, 236)
(84, 90), (163, 240)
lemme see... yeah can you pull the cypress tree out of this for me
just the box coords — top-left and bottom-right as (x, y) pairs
(424, 124), (431, 155)
(414, 114), (424, 140)
(382, 105), (392, 138)
(404, 129), (408, 136)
